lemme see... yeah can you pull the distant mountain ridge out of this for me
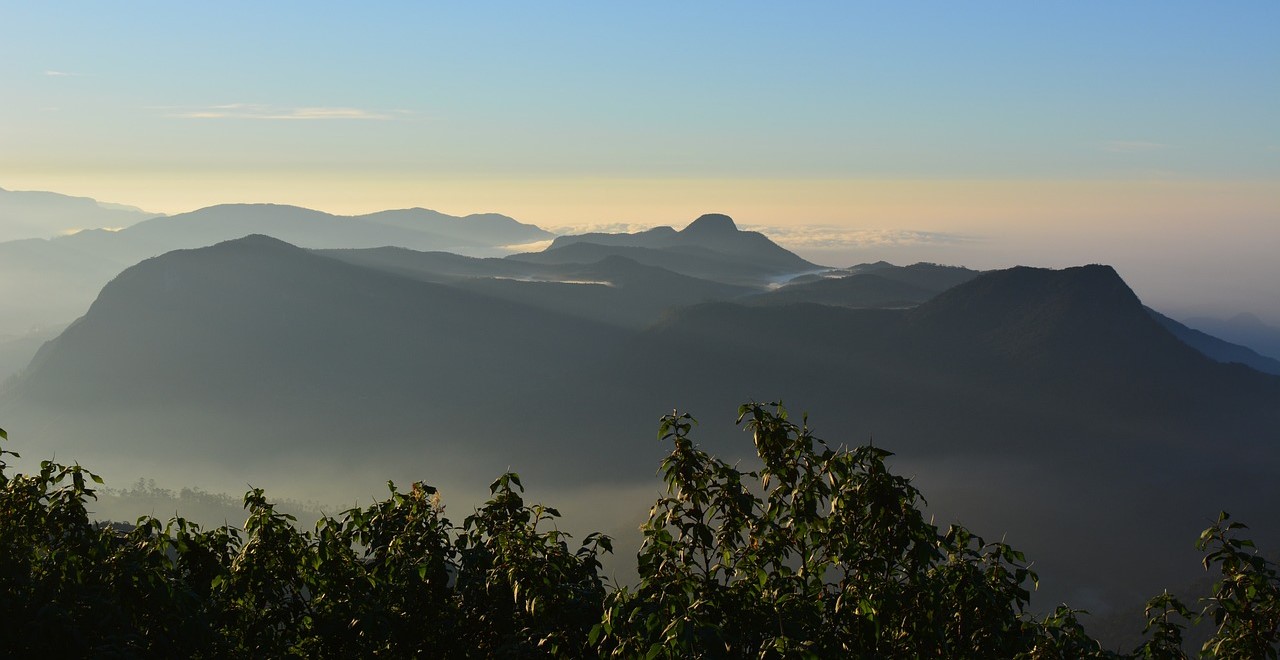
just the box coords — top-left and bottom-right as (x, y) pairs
(1149, 309), (1280, 375)
(515, 213), (822, 286)
(115, 204), (552, 256)
(0, 202), (555, 337)
(1183, 313), (1280, 363)
(0, 186), (160, 242)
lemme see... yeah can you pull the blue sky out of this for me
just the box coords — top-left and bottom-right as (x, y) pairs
(1, 2), (1277, 319)
(4, 2), (1276, 182)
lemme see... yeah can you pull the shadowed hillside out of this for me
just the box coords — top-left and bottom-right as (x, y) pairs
(6, 235), (631, 488)
(2, 242), (1278, 628)
(596, 265), (1280, 612)
(321, 249), (757, 328)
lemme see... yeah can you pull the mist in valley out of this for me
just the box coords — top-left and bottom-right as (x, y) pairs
(3, 4), (1278, 653)
(2, 203), (1278, 654)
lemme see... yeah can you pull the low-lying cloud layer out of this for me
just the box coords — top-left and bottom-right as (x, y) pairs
(544, 222), (660, 236)
(742, 225), (978, 250)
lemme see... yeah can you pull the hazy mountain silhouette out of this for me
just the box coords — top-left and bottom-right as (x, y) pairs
(4, 235), (627, 486)
(843, 261), (982, 291)
(112, 204), (551, 259)
(515, 213), (822, 285)
(0, 186), (160, 242)
(1149, 308), (1280, 375)
(0, 237), (124, 335)
(358, 209), (553, 247)
(1183, 312), (1280, 362)
(0, 327), (61, 385)
(0, 203), (553, 336)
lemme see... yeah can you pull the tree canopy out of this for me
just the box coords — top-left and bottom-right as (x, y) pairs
(1, 407), (1276, 658)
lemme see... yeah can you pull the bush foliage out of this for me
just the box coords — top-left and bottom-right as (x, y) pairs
(1, 405), (1277, 658)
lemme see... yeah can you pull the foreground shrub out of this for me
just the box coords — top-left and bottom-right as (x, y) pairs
(2, 408), (1278, 657)
(0, 423), (606, 658)
(596, 403), (1103, 658)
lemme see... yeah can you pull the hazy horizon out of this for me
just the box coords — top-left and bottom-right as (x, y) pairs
(4, 179), (1277, 325)
(2, 5), (1279, 643)
(3, 2), (1276, 322)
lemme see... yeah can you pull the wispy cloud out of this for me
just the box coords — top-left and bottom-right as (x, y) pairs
(44, 70), (85, 77)
(502, 239), (556, 253)
(163, 103), (404, 120)
(1102, 140), (1168, 153)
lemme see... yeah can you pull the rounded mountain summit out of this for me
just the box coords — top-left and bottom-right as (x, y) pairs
(680, 213), (739, 236)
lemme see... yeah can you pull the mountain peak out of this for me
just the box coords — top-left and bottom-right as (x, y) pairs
(218, 233), (299, 249)
(681, 213), (738, 235)
(904, 263), (1197, 370)
(912, 264), (1137, 323)
(1229, 312), (1267, 327)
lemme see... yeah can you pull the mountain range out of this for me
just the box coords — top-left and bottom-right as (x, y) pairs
(0, 203), (551, 338)
(1, 211), (1277, 624)
(510, 213), (821, 287)
(0, 186), (160, 242)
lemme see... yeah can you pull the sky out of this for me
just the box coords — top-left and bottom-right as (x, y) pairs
(1, 2), (1277, 319)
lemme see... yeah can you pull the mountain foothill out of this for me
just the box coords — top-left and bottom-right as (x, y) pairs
(1, 200), (1278, 633)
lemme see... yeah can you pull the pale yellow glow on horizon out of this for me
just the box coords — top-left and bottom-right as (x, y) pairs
(1, 169), (1277, 322)
(2, 170), (1275, 240)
